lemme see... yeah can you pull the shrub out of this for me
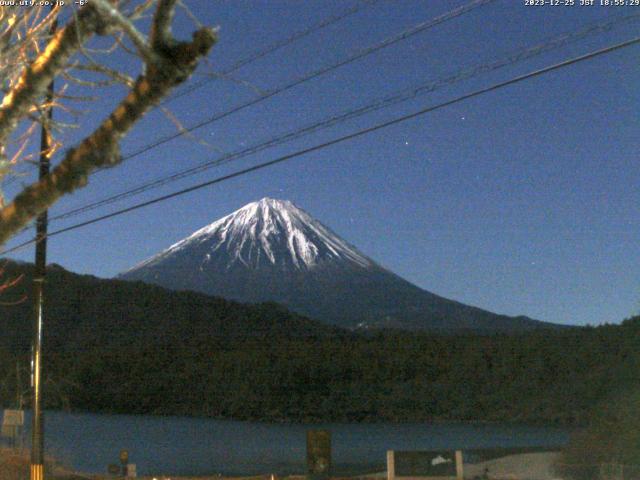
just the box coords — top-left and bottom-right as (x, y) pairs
(558, 386), (640, 479)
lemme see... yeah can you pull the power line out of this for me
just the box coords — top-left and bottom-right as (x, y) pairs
(0, 0), (378, 187)
(163, 0), (380, 105)
(2, 34), (638, 257)
(94, 0), (498, 170)
(0, 0), (513, 247)
(48, 12), (640, 223)
(3, 0), (497, 205)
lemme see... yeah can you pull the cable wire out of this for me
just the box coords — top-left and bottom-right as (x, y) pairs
(2, 34), (638, 257)
(0, 0), (378, 187)
(48, 12), (640, 223)
(163, 0), (380, 105)
(2, 0), (497, 203)
(94, 0), (499, 171)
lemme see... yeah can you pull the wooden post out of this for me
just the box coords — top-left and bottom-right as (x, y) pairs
(455, 450), (463, 479)
(307, 430), (331, 480)
(387, 450), (395, 480)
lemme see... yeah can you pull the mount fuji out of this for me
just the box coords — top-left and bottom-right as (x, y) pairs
(119, 198), (555, 332)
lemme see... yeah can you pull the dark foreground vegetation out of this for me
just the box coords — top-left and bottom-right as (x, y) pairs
(558, 386), (640, 479)
(0, 448), (75, 480)
(0, 260), (638, 425)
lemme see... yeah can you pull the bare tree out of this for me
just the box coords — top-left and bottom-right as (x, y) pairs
(0, 1), (216, 246)
(0, 261), (23, 302)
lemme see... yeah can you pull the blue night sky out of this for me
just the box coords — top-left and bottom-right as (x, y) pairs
(3, 0), (639, 326)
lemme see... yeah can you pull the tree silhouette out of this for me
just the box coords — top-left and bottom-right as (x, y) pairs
(0, 1), (216, 245)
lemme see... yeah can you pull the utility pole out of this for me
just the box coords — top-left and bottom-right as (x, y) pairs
(31, 9), (56, 480)
(16, 359), (21, 408)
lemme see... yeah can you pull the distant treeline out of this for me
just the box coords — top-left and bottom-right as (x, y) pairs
(0, 260), (638, 424)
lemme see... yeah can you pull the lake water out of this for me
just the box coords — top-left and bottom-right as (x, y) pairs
(2, 410), (569, 476)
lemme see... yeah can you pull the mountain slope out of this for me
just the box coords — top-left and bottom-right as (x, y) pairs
(0, 260), (623, 426)
(120, 198), (557, 332)
(0, 260), (343, 355)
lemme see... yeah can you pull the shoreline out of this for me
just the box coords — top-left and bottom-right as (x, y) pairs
(5, 407), (579, 429)
(51, 452), (564, 480)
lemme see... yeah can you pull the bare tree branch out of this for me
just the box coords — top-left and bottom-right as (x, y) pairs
(0, 261), (24, 303)
(0, 2), (217, 246)
(151, 0), (178, 49)
(0, 5), (103, 146)
(91, 0), (157, 65)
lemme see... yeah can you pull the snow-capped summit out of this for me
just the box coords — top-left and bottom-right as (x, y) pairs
(120, 198), (553, 332)
(126, 198), (372, 274)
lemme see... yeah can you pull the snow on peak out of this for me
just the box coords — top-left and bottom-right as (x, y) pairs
(128, 198), (373, 273)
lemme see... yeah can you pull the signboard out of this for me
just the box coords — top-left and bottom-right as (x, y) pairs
(2, 409), (24, 426)
(307, 430), (331, 479)
(1, 424), (17, 438)
(1, 410), (24, 441)
(387, 450), (463, 480)
(126, 464), (137, 478)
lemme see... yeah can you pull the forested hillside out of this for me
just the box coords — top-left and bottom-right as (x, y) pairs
(0, 260), (637, 424)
